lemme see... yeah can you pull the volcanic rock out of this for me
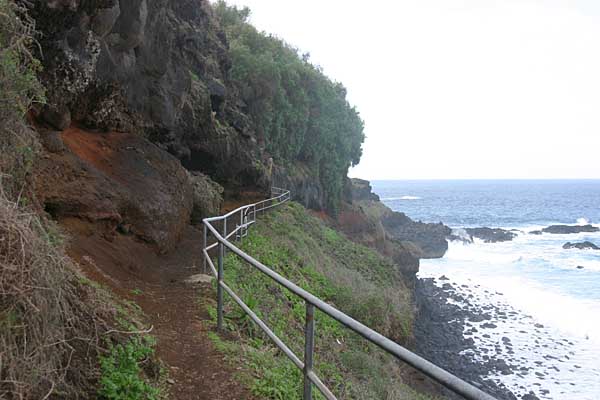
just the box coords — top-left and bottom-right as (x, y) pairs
(563, 241), (599, 250)
(542, 224), (599, 234)
(465, 227), (517, 243)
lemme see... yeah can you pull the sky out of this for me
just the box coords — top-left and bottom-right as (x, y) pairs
(219, 0), (600, 180)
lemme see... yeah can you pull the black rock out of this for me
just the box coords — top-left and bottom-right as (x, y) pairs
(542, 224), (599, 234)
(382, 211), (451, 258)
(41, 105), (71, 130)
(563, 241), (600, 250)
(465, 227), (517, 243)
(529, 230), (543, 235)
(414, 279), (520, 400)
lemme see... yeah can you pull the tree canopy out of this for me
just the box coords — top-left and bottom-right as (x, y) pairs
(214, 2), (365, 212)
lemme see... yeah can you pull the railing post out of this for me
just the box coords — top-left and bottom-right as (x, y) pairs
(223, 218), (227, 255)
(303, 302), (315, 400)
(217, 241), (224, 331)
(203, 223), (207, 274)
(240, 208), (244, 241)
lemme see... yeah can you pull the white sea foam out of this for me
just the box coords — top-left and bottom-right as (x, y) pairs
(381, 195), (422, 201)
(450, 228), (472, 242)
(420, 231), (600, 399)
(576, 217), (591, 225)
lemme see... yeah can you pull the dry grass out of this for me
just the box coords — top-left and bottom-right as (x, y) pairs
(0, 186), (123, 399)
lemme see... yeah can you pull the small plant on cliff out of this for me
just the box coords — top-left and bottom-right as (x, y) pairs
(99, 336), (160, 400)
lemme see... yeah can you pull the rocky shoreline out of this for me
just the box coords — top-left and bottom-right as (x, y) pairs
(414, 277), (584, 400)
(415, 278), (521, 400)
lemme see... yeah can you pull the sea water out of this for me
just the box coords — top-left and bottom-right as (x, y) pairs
(371, 180), (600, 400)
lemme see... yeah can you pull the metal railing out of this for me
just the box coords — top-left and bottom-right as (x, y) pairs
(202, 188), (497, 400)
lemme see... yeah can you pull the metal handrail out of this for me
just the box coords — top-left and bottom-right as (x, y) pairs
(202, 188), (497, 400)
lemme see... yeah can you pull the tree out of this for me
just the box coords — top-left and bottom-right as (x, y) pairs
(215, 2), (365, 213)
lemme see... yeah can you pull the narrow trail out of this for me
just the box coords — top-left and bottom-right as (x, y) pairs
(67, 222), (255, 400)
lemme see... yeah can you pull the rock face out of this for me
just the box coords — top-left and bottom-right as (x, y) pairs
(563, 241), (600, 250)
(382, 212), (451, 258)
(345, 178), (380, 202)
(335, 179), (452, 281)
(344, 179), (451, 259)
(34, 127), (193, 254)
(541, 224), (599, 234)
(27, 0), (361, 213)
(188, 171), (224, 225)
(465, 227), (516, 243)
(29, 0), (269, 194)
(273, 164), (327, 211)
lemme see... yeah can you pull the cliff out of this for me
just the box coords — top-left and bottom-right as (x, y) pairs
(31, 0), (269, 189)
(29, 0), (363, 215)
(335, 178), (451, 280)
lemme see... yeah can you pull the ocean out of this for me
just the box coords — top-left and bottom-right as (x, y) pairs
(371, 180), (600, 400)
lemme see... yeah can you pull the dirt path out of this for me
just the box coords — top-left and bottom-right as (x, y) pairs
(67, 222), (255, 400)
(133, 272), (249, 400)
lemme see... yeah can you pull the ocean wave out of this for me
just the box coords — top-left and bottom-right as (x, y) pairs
(577, 217), (591, 225)
(381, 195), (422, 201)
(421, 267), (600, 344)
(450, 228), (472, 242)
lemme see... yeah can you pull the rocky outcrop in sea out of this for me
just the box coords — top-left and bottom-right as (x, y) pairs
(541, 224), (599, 234)
(563, 241), (599, 250)
(464, 227), (517, 243)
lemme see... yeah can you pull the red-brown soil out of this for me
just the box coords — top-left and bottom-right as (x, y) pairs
(222, 191), (268, 214)
(68, 220), (256, 400)
(36, 125), (256, 399)
(34, 125), (193, 254)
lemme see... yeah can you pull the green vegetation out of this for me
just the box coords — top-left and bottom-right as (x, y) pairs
(99, 336), (160, 400)
(208, 203), (431, 399)
(0, 0), (45, 197)
(0, 0), (45, 120)
(99, 287), (162, 400)
(214, 2), (364, 213)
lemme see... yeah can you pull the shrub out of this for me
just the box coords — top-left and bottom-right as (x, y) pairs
(0, 0), (45, 197)
(0, 0), (45, 122)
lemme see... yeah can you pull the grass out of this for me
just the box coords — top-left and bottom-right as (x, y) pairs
(206, 202), (433, 399)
